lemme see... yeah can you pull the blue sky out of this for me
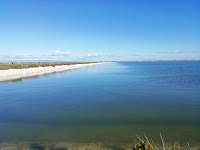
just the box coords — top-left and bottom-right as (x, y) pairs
(0, 0), (199, 61)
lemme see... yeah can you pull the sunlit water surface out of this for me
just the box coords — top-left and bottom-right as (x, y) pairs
(0, 62), (200, 147)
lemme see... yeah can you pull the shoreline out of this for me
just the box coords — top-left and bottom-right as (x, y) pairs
(0, 141), (199, 150)
(0, 62), (104, 82)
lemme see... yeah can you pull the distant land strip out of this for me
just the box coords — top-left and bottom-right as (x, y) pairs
(113, 60), (200, 62)
(0, 62), (104, 82)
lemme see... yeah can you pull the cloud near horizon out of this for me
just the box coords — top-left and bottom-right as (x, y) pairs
(171, 50), (183, 53)
(51, 50), (72, 56)
(79, 53), (103, 59)
(0, 51), (104, 61)
(0, 50), (73, 60)
(158, 50), (183, 54)
(87, 53), (103, 57)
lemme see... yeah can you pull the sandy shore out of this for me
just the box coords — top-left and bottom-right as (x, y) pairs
(0, 62), (104, 82)
(0, 141), (132, 150)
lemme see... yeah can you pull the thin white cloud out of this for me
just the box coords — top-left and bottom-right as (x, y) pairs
(158, 50), (183, 54)
(87, 53), (103, 57)
(0, 55), (38, 60)
(0, 51), (103, 61)
(130, 54), (141, 56)
(0, 50), (72, 60)
(171, 50), (183, 53)
(51, 50), (72, 56)
(79, 53), (103, 59)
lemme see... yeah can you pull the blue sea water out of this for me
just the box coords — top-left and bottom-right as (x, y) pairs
(0, 61), (200, 146)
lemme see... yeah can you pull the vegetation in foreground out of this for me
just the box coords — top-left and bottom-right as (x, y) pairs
(132, 133), (194, 150)
(0, 61), (98, 70)
(0, 134), (198, 150)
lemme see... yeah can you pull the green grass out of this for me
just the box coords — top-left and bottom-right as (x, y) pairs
(0, 62), (98, 70)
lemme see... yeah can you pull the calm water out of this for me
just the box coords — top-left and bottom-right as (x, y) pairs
(0, 62), (200, 146)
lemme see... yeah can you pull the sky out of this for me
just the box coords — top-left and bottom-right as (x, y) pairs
(0, 0), (199, 61)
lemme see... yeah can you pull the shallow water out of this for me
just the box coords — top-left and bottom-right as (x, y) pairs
(0, 62), (200, 147)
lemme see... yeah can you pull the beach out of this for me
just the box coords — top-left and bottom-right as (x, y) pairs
(0, 62), (104, 82)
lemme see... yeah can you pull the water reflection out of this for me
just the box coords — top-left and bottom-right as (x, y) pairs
(11, 78), (22, 82)
(1, 69), (73, 84)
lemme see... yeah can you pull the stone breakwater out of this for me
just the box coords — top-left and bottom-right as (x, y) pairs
(0, 62), (104, 82)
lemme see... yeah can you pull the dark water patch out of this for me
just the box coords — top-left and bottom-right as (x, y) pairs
(30, 143), (45, 150)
